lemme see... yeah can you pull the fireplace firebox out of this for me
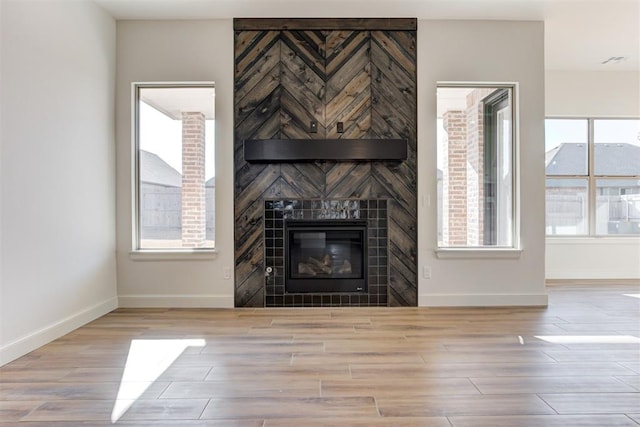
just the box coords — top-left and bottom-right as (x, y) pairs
(285, 220), (367, 293)
(264, 199), (389, 307)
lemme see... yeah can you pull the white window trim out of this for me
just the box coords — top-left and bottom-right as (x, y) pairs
(436, 81), (521, 253)
(435, 247), (523, 259)
(130, 82), (217, 258)
(130, 249), (218, 261)
(545, 116), (640, 238)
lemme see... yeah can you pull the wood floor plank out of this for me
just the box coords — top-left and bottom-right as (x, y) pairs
(442, 340), (565, 351)
(205, 364), (351, 381)
(0, 368), (72, 382)
(421, 349), (558, 363)
(160, 379), (321, 398)
(292, 351), (424, 365)
(24, 399), (210, 422)
(350, 361), (638, 379)
(20, 354), (129, 369)
(57, 366), (212, 383)
(616, 375), (640, 391)
(376, 394), (556, 417)
(621, 361), (640, 374)
(321, 377), (480, 397)
(22, 400), (114, 421)
(539, 392), (640, 414)
(172, 352), (293, 367)
(0, 401), (42, 422)
(119, 398), (209, 421)
(469, 376), (637, 394)
(294, 330), (412, 341)
(116, 421), (264, 426)
(0, 381), (169, 401)
(323, 338), (444, 352)
(543, 349), (640, 362)
(264, 417), (451, 426)
(449, 414), (640, 427)
(200, 397), (378, 419)
(554, 322), (640, 333)
(200, 341), (323, 354)
(0, 421), (264, 426)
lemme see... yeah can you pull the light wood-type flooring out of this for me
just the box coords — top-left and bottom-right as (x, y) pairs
(1, 282), (639, 426)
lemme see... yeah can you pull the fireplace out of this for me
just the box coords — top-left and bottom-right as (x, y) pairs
(285, 220), (367, 293)
(263, 199), (389, 307)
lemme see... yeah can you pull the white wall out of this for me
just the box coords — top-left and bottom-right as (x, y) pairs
(418, 20), (547, 306)
(115, 21), (235, 307)
(547, 237), (640, 279)
(0, 0), (117, 365)
(546, 70), (640, 118)
(545, 69), (640, 280)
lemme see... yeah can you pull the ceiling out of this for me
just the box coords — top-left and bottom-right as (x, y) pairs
(94, 0), (639, 71)
(140, 87), (215, 119)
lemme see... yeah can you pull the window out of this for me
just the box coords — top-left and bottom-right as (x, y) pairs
(437, 84), (517, 248)
(545, 118), (640, 236)
(134, 84), (215, 250)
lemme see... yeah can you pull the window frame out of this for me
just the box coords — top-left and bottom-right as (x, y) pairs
(435, 82), (521, 257)
(545, 117), (640, 237)
(130, 82), (217, 259)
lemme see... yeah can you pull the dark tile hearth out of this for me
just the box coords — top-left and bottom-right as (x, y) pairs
(264, 199), (388, 307)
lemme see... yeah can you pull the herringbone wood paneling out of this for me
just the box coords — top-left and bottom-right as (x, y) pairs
(280, 31), (326, 139)
(234, 22), (417, 307)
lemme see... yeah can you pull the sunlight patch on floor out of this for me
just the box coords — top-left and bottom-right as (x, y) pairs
(111, 339), (205, 423)
(534, 335), (640, 344)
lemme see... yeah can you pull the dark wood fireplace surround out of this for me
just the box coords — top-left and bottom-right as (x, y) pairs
(234, 18), (418, 307)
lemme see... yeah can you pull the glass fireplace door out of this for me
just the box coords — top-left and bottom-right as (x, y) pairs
(285, 220), (367, 293)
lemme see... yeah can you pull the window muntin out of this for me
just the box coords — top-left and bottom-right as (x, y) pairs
(134, 84), (215, 250)
(545, 118), (640, 236)
(437, 84), (517, 248)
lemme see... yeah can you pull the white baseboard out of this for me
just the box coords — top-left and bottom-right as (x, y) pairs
(419, 293), (548, 307)
(0, 297), (118, 366)
(118, 294), (234, 308)
(546, 270), (640, 280)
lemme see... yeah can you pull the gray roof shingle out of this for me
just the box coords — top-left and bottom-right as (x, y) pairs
(546, 143), (640, 176)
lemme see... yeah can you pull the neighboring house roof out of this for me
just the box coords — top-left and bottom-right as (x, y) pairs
(545, 178), (637, 188)
(140, 150), (216, 188)
(140, 150), (182, 187)
(546, 143), (640, 176)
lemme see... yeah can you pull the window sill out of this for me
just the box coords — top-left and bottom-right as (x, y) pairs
(130, 249), (218, 261)
(435, 247), (523, 259)
(546, 236), (640, 245)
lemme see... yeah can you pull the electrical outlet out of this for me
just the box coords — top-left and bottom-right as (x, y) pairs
(422, 266), (431, 279)
(337, 122), (344, 133)
(310, 121), (318, 133)
(223, 267), (231, 279)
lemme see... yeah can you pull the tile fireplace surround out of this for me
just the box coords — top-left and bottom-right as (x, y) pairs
(264, 199), (388, 307)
